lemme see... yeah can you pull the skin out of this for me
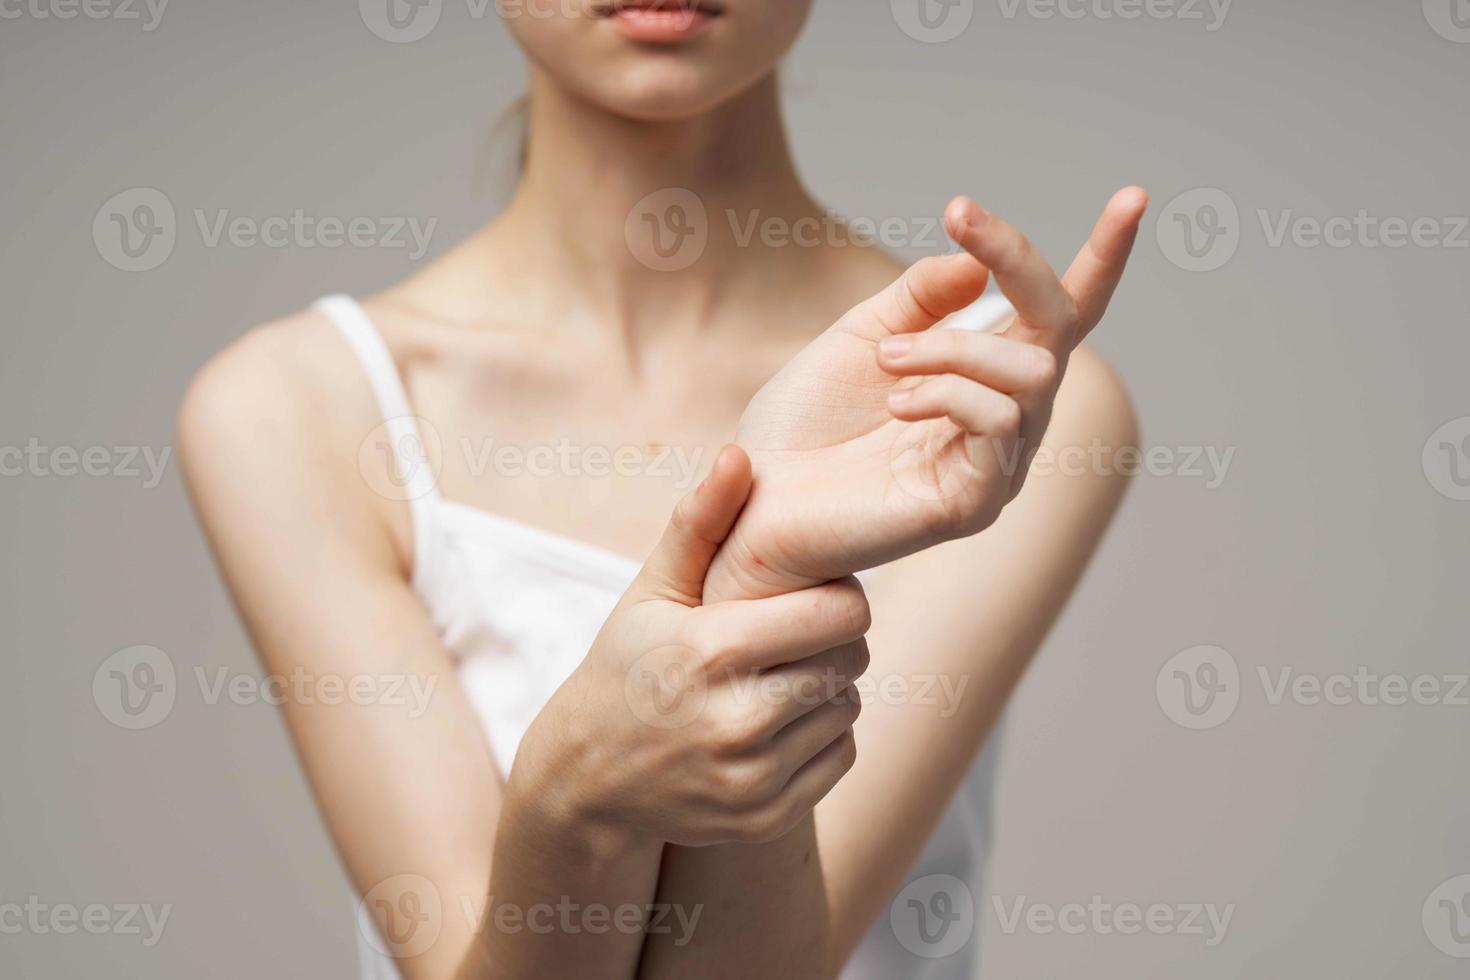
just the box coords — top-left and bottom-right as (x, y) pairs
(178, 2), (1145, 978)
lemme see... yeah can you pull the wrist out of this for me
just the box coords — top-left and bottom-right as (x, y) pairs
(703, 528), (821, 604)
(506, 716), (661, 865)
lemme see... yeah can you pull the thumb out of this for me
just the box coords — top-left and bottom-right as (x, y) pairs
(633, 444), (752, 605)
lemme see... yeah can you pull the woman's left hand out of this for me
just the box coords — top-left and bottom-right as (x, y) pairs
(702, 187), (1149, 603)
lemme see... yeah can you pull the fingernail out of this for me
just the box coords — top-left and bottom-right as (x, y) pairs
(879, 335), (914, 358)
(967, 201), (991, 230)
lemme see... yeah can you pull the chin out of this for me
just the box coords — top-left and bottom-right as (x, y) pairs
(506, 0), (812, 123)
(590, 61), (764, 121)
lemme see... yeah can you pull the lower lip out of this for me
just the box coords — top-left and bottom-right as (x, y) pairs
(610, 8), (717, 42)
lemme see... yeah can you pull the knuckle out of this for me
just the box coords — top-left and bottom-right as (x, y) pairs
(1027, 345), (1060, 389)
(995, 397), (1024, 435)
(1062, 296), (1082, 334)
(717, 758), (780, 810)
(666, 495), (697, 538)
(690, 622), (743, 676)
(835, 641), (871, 683)
(837, 730), (859, 772)
(739, 807), (789, 844)
(816, 584), (871, 640)
(704, 702), (761, 754)
(931, 328), (965, 365)
(1000, 231), (1033, 270)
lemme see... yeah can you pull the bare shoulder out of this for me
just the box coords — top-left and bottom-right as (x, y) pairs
(177, 309), (371, 474)
(175, 307), (403, 569)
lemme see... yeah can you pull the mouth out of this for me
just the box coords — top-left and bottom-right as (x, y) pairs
(591, 0), (726, 43)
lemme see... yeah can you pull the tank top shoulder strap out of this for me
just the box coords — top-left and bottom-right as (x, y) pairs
(314, 294), (444, 591)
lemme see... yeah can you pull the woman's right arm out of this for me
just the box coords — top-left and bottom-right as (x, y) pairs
(178, 322), (544, 979)
(177, 322), (867, 979)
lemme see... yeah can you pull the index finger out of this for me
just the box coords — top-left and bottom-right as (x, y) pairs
(838, 251), (989, 342)
(689, 577), (872, 671)
(943, 196), (1079, 356)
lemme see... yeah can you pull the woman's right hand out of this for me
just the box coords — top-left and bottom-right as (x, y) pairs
(510, 446), (870, 849)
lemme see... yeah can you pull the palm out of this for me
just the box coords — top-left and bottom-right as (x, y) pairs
(706, 299), (1007, 601)
(702, 190), (1149, 603)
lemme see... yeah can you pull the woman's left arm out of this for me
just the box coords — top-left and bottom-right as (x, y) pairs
(636, 188), (1148, 977)
(826, 345), (1138, 960)
(640, 347), (1137, 976)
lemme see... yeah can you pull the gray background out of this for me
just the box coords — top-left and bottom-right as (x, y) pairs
(2, 0), (1467, 977)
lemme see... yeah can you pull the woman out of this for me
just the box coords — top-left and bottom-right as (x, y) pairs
(179, 2), (1146, 977)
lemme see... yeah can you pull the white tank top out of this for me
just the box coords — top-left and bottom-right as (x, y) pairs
(320, 292), (1013, 980)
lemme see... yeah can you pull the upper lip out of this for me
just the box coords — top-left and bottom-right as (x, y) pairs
(593, 0), (725, 14)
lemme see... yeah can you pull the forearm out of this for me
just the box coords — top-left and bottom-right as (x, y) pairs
(635, 570), (839, 980)
(638, 819), (833, 979)
(456, 757), (667, 980)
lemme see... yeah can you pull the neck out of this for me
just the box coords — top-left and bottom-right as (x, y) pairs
(470, 71), (828, 341)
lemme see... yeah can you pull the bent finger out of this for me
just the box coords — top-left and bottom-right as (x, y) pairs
(944, 197), (1077, 354)
(877, 327), (1059, 397)
(839, 252), (989, 341)
(888, 374), (1023, 437)
(690, 576), (872, 672)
